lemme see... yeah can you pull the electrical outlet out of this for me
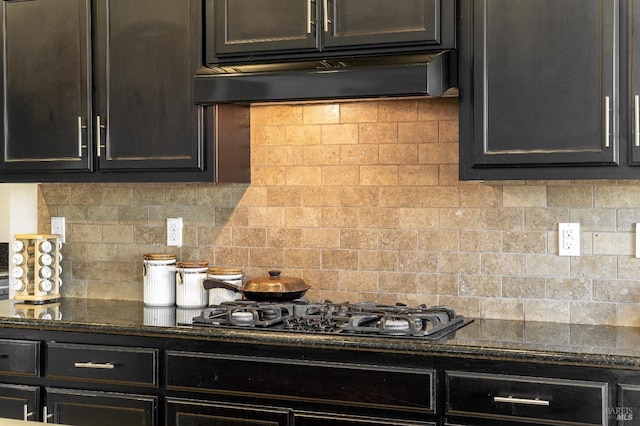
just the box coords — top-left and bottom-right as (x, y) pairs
(167, 217), (183, 247)
(51, 216), (66, 243)
(558, 223), (580, 256)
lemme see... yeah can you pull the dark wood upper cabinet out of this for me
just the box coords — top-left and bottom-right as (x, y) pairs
(459, 0), (620, 180)
(0, 0), (250, 182)
(208, 0), (453, 62)
(93, 0), (203, 172)
(0, 0), (92, 173)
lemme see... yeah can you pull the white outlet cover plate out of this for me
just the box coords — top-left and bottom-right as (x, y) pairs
(167, 217), (183, 247)
(636, 223), (640, 258)
(51, 216), (65, 243)
(558, 222), (580, 256)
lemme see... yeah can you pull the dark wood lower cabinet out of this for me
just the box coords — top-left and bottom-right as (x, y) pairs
(166, 398), (290, 425)
(0, 383), (39, 421)
(46, 388), (157, 425)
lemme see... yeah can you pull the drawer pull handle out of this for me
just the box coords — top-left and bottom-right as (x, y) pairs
(0, 354), (8, 358)
(74, 361), (115, 370)
(494, 396), (550, 406)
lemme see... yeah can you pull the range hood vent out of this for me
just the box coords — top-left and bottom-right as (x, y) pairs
(194, 50), (457, 104)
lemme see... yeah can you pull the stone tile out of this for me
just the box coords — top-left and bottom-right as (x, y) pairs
(525, 208), (569, 230)
(322, 249), (359, 270)
(570, 302), (616, 325)
(570, 256), (617, 279)
(339, 187), (379, 207)
(232, 227), (267, 247)
(357, 207), (397, 229)
(303, 145), (341, 166)
(322, 166), (360, 186)
(102, 224), (133, 244)
(285, 207), (322, 227)
(302, 187), (341, 207)
(437, 295), (481, 318)
(321, 123), (359, 145)
(438, 164), (459, 186)
(440, 252), (481, 274)
(102, 187), (134, 206)
(340, 101), (378, 123)
(248, 247), (285, 268)
(379, 144), (418, 165)
(166, 185), (198, 206)
(398, 122), (438, 143)
(359, 122), (397, 144)
(481, 253), (525, 276)
(248, 207), (285, 227)
(440, 208), (482, 230)
(481, 208), (524, 230)
(618, 257), (640, 280)
(285, 166), (323, 186)
(118, 206), (149, 224)
(40, 184), (71, 205)
(87, 206), (119, 224)
(570, 208), (616, 231)
(459, 275), (501, 297)
(133, 187), (165, 206)
(340, 270), (378, 292)
(251, 104), (303, 126)
(267, 228), (303, 248)
(502, 231), (547, 253)
(546, 277), (591, 300)
(398, 251), (438, 273)
(379, 272), (418, 293)
(547, 185), (593, 207)
(321, 207), (359, 228)
(592, 232), (633, 255)
(360, 165), (400, 186)
(418, 142), (458, 164)
(378, 100), (418, 122)
(379, 187), (459, 208)
(181, 206), (215, 225)
(68, 224), (102, 243)
(285, 125), (322, 145)
(418, 98), (458, 121)
(398, 208), (438, 229)
(132, 225), (164, 245)
(284, 248), (321, 269)
(418, 230), (459, 251)
(398, 165), (439, 186)
(525, 299), (570, 323)
(197, 186), (232, 207)
(301, 228), (340, 248)
(481, 298), (524, 320)
(503, 185), (547, 208)
(339, 144), (379, 165)
(340, 229), (378, 250)
(266, 187), (304, 207)
(439, 120), (459, 143)
(359, 250), (398, 271)
(417, 274), (458, 295)
(460, 230), (502, 253)
(85, 243), (118, 262)
(593, 279), (640, 303)
(525, 254), (570, 277)
(595, 185), (640, 208)
(252, 124), (286, 146)
(502, 276), (546, 298)
(302, 104), (339, 124)
(69, 184), (104, 206)
(460, 184), (502, 207)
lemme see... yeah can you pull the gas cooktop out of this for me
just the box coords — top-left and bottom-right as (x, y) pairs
(192, 299), (472, 341)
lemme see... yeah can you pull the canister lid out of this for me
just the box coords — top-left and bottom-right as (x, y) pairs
(208, 267), (243, 275)
(177, 261), (209, 269)
(144, 253), (176, 261)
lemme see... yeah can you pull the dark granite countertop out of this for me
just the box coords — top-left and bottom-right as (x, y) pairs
(1, 298), (640, 370)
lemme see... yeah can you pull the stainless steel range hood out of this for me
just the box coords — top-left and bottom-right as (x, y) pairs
(194, 50), (457, 104)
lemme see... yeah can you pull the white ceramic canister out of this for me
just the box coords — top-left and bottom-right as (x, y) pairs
(175, 261), (209, 308)
(143, 254), (177, 306)
(207, 267), (244, 305)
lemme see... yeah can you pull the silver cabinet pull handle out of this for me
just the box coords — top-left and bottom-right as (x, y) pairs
(635, 95), (639, 147)
(494, 396), (550, 406)
(323, 0), (329, 32)
(74, 361), (115, 369)
(307, 0), (313, 33)
(23, 404), (34, 421)
(43, 406), (53, 423)
(77, 117), (87, 157)
(605, 96), (610, 148)
(96, 116), (106, 157)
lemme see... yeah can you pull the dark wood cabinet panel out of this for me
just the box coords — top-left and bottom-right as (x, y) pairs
(0, 339), (39, 377)
(94, 0), (204, 172)
(166, 398), (291, 426)
(46, 388), (157, 425)
(630, 0), (640, 166)
(0, 0), (92, 173)
(0, 383), (40, 421)
(207, 0), (453, 62)
(459, 0), (621, 180)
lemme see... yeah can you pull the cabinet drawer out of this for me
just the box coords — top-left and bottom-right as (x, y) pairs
(166, 351), (435, 413)
(46, 342), (158, 387)
(445, 371), (607, 425)
(0, 339), (39, 377)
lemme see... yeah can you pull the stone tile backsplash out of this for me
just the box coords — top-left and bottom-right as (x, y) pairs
(38, 98), (640, 326)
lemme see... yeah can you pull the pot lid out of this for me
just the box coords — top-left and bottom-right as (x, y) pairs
(244, 270), (309, 293)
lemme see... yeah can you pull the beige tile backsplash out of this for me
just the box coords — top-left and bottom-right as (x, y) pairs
(37, 98), (640, 326)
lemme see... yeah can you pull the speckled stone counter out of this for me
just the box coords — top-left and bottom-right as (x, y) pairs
(1, 298), (640, 370)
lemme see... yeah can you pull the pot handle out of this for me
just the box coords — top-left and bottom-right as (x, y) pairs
(203, 279), (239, 291)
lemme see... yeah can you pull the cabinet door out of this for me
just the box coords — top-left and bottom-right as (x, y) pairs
(166, 398), (290, 425)
(212, 0), (320, 57)
(459, 0), (618, 177)
(322, 0), (439, 49)
(617, 384), (639, 424)
(45, 388), (156, 425)
(0, 383), (40, 421)
(0, 0), (92, 173)
(630, 0), (640, 165)
(93, 0), (204, 172)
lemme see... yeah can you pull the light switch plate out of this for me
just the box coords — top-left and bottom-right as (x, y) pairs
(636, 223), (640, 258)
(51, 216), (65, 243)
(167, 217), (183, 247)
(559, 223), (580, 256)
